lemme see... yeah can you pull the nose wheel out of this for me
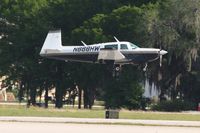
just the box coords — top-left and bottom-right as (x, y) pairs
(143, 63), (148, 72)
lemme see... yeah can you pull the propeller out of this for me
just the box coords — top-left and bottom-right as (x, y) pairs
(158, 45), (168, 67)
(160, 53), (162, 67)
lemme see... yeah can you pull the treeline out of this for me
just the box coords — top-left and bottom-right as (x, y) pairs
(0, 0), (200, 110)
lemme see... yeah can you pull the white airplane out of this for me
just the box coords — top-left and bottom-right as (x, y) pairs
(40, 30), (167, 73)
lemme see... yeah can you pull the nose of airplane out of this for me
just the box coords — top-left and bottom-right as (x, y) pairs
(160, 50), (168, 55)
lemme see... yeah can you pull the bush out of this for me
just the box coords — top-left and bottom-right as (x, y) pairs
(151, 100), (196, 112)
(104, 66), (143, 110)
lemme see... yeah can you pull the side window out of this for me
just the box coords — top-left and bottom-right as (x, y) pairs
(105, 44), (118, 49)
(120, 44), (128, 50)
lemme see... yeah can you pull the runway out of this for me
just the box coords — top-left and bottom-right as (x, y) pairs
(1, 117), (200, 127)
(0, 122), (199, 133)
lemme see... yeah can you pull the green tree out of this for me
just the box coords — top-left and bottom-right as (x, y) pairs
(146, 0), (200, 102)
(103, 66), (143, 109)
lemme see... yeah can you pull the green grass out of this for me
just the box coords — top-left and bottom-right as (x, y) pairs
(0, 105), (104, 118)
(0, 105), (200, 121)
(120, 111), (200, 121)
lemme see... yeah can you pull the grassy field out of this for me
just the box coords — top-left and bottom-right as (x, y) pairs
(120, 110), (200, 121)
(0, 105), (200, 121)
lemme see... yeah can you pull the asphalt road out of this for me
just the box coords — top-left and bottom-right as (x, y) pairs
(1, 117), (200, 127)
(0, 122), (200, 133)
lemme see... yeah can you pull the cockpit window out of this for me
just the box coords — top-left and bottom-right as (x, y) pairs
(120, 44), (128, 50)
(130, 43), (139, 49)
(105, 44), (118, 49)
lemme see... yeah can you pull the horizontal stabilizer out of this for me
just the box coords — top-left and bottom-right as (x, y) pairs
(98, 49), (125, 61)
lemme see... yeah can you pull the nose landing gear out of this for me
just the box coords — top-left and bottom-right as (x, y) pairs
(143, 63), (148, 72)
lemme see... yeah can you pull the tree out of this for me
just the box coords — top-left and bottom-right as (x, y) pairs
(146, 0), (200, 102)
(103, 66), (143, 109)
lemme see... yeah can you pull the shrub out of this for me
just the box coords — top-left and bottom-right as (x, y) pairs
(151, 100), (196, 112)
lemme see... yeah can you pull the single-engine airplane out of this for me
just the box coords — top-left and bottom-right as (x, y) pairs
(40, 30), (167, 75)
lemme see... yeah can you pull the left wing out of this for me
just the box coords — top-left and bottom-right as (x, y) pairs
(97, 49), (125, 61)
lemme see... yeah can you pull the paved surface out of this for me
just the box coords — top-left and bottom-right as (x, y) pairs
(0, 122), (200, 133)
(0, 117), (200, 127)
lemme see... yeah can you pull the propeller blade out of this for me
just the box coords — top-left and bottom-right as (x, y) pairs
(159, 45), (163, 67)
(160, 55), (162, 67)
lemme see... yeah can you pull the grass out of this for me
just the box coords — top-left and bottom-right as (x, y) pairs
(120, 111), (200, 121)
(0, 105), (200, 121)
(0, 105), (104, 118)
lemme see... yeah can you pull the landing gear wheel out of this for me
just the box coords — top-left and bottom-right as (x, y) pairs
(113, 64), (122, 78)
(115, 66), (120, 71)
(143, 63), (148, 72)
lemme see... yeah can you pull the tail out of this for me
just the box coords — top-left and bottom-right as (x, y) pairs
(40, 30), (62, 56)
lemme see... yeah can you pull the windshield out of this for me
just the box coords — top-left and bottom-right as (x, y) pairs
(130, 43), (139, 49)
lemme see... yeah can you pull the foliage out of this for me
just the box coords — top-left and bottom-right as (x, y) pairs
(151, 100), (196, 112)
(104, 66), (143, 109)
(145, 0), (200, 103)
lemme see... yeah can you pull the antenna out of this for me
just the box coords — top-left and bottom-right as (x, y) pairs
(81, 41), (87, 46)
(114, 36), (120, 42)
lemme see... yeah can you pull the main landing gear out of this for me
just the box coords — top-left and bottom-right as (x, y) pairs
(112, 64), (122, 78)
(104, 61), (122, 78)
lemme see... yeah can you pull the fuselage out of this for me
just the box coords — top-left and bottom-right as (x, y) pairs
(40, 41), (167, 65)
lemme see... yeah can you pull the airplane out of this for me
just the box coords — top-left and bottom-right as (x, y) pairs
(40, 30), (167, 75)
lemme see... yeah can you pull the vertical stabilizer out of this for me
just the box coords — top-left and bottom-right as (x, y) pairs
(40, 30), (62, 55)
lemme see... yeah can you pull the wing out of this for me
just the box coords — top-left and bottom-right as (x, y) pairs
(97, 49), (125, 61)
